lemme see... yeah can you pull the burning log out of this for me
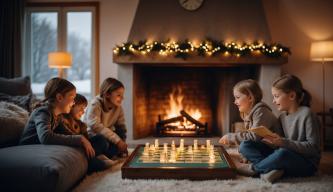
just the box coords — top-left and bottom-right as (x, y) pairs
(156, 110), (208, 137)
(180, 110), (205, 127)
(157, 116), (183, 125)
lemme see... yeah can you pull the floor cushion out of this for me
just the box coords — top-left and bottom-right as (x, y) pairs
(0, 144), (88, 192)
(0, 101), (29, 147)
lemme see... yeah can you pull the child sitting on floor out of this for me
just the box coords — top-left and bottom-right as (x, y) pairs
(56, 93), (117, 173)
(84, 78), (128, 159)
(239, 74), (321, 183)
(219, 79), (282, 146)
(19, 78), (114, 174)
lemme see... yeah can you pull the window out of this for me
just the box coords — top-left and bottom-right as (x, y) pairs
(23, 3), (98, 99)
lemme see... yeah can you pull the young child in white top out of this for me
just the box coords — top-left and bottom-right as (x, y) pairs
(84, 78), (128, 158)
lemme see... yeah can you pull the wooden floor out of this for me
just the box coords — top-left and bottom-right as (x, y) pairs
(128, 137), (333, 175)
(319, 151), (333, 175)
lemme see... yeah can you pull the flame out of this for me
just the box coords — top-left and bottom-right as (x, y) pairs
(165, 86), (202, 127)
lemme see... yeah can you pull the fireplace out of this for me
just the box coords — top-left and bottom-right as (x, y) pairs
(132, 65), (260, 138)
(113, 0), (288, 140)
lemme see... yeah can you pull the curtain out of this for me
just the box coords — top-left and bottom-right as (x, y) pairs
(0, 0), (25, 78)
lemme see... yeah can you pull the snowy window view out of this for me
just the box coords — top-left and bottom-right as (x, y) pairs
(67, 12), (92, 100)
(27, 11), (93, 100)
(30, 12), (58, 93)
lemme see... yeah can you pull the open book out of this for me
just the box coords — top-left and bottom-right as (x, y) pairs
(248, 126), (276, 138)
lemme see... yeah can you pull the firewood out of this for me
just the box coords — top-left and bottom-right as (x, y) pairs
(157, 116), (183, 125)
(180, 110), (205, 127)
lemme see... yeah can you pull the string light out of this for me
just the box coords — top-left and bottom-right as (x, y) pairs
(113, 39), (291, 60)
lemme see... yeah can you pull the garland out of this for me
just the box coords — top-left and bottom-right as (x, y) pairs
(113, 39), (291, 60)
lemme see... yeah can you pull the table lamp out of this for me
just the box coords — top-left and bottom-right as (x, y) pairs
(48, 52), (72, 78)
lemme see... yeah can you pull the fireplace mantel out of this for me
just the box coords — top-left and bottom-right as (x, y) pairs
(113, 54), (288, 66)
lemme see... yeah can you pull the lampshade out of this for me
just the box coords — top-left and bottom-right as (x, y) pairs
(48, 52), (72, 68)
(310, 41), (333, 61)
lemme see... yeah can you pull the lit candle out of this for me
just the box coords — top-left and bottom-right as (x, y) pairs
(180, 139), (184, 150)
(206, 140), (211, 149)
(163, 143), (168, 152)
(188, 146), (193, 154)
(155, 139), (159, 148)
(171, 140), (176, 150)
(193, 139), (198, 150)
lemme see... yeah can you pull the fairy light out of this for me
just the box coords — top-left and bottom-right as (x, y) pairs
(113, 40), (290, 59)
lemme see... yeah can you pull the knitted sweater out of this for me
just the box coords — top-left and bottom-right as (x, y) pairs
(84, 95), (127, 144)
(227, 102), (282, 145)
(279, 106), (321, 168)
(19, 105), (82, 146)
(55, 114), (89, 139)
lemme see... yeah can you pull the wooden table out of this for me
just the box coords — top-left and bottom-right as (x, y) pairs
(121, 145), (236, 180)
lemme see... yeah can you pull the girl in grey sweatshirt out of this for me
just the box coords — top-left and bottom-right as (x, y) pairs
(219, 79), (282, 145)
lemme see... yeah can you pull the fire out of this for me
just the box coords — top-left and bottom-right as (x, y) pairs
(165, 86), (202, 125)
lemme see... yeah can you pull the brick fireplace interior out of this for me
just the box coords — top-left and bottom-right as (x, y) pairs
(133, 65), (260, 139)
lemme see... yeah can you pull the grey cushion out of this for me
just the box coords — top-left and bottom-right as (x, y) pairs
(0, 76), (32, 96)
(0, 93), (33, 112)
(0, 145), (88, 192)
(0, 102), (29, 148)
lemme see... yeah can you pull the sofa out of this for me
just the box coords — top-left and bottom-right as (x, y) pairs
(0, 76), (88, 192)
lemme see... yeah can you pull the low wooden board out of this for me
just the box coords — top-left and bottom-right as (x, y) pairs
(121, 145), (236, 180)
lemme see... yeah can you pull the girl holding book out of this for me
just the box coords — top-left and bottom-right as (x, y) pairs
(239, 74), (321, 183)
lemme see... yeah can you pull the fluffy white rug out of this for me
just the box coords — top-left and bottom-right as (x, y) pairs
(73, 160), (333, 192)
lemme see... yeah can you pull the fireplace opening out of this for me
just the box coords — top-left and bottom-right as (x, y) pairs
(133, 65), (259, 139)
(156, 85), (208, 137)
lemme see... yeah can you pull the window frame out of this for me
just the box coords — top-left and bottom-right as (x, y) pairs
(23, 2), (100, 97)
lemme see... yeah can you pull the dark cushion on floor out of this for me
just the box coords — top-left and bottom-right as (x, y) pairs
(0, 93), (33, 112)
(0, 145), (88, 192)
(0, 102), (29, 148)
(0, 76), (32, 96)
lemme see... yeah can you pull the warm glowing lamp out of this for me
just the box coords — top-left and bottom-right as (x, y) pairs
(310, 41), (333, 149)
(48, 52), (72, 78)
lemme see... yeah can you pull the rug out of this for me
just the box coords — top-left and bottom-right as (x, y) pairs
(73, 164), (333, 192)
(73, 148), (333, 192)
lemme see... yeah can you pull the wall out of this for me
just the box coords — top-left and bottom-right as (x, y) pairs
(27, 0), (333, 140)
(27, 0), (139, 81)
(263, 0), (333, 113)
(127, 0), (271, 42)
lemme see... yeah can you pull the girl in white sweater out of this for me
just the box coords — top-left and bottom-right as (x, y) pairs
(84, 78), (128, 158)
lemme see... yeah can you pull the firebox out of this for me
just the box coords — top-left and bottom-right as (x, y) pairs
(155, 85), (209, 137)
(133, 65), (259, 138)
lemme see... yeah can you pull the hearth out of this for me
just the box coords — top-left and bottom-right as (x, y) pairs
(132, 65), (260, 139)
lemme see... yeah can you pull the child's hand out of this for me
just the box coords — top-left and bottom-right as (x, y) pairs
(219, 135), (229, 145)
(81, 136), (95, 159)
(262, 134), (283, 147)
(117, 140), (128, 153)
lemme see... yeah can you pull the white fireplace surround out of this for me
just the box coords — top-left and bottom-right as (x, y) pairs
(115, 0), (286, 140)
